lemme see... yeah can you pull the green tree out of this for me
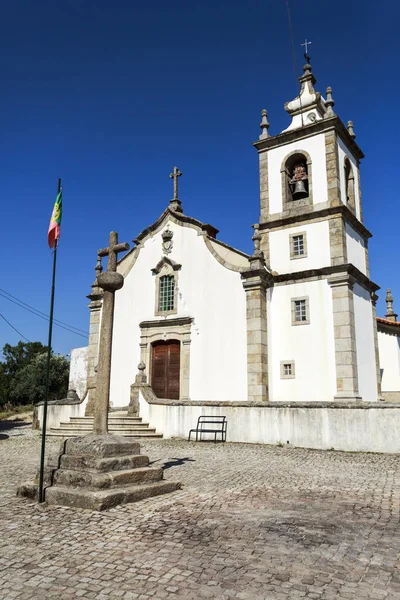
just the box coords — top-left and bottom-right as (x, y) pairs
(0, 341), (69, 406)
(9, 353), (69, 405)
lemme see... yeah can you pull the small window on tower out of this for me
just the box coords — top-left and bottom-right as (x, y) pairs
(280, 361), (295, 379)
(290, 232), (307, 259)
(159, 275), (175, 312)
(291, 297), (310, 325)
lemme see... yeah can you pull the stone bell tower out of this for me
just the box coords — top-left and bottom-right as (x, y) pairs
(253, 58), (381, 402)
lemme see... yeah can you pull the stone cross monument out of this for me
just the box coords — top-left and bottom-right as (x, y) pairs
(169, 166), (183, 213)
(93, 231), (130, 434)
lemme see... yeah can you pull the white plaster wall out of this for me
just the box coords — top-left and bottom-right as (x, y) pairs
(267, 280), (336, 401)
(337, 136), (361, 220)
(37, 400), (88, 431)
(345, 222), (366, 275)
(110, 219), (248, 407)
(68, 347), (88, 399)
(269, 221), (330, 274)
(268, 134), (327, 214)
(378, 330), (400, 391)
(139, 393), (400, 453)
(353, 284), (378, 401)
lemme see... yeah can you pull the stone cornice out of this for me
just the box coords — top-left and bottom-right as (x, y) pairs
(139, 317), (193, 329)
(259, 203), (372, 240)
(253, 115), (364, 161)
(133, 207), (219, 245)
(273, 264), (380, 294)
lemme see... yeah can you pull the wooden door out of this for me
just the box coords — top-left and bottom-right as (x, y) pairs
(151, 340), (180, 399)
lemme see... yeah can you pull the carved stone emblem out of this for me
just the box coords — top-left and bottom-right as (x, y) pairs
(162, 227), (173, 255)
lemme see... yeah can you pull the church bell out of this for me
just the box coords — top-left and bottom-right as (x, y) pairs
(292, 180), (308, 200)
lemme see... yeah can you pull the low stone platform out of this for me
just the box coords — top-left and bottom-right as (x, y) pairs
(17, 434), (181, 510)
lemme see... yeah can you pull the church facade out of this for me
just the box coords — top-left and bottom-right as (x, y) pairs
(75, 59), (387, 411)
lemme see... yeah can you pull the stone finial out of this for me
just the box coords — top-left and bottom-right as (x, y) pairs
(325, 86), (335, 117)
(251, 224), (263, 259)
(347, 121), (356, 139)
(259, 109), (270, 139)
(385, 289), (398, 322)
(135, 362), (147, 384)
(95, 255), (103, 275)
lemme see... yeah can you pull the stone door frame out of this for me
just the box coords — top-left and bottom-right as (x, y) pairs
(139, 317), (192, 400)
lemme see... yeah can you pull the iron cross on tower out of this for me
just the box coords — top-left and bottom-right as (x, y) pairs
(170, 166), (182, 200)
(301, 38), (312, 62)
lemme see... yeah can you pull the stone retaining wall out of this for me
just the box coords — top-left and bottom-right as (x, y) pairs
(139, 390), (400, 453)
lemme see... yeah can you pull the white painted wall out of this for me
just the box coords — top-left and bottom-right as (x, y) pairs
(268, 280), (336, 401)
(68, 347), (88, 400)
(109, 219), (248, 407)
(337, 136), (361, 220)
(269, 221), (330, 274)
(345, 223), (366, 275)
(353, 284), (378, 401)
(139, 393), (400, 453)
(36, 400), (88, 431)
(378, 330), (400, 391)
(268, 134), (327, 214)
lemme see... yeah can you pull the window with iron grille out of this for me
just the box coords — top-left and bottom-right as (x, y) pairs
(159, 275), (175, 312)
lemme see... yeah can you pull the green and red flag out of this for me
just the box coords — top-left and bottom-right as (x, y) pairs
(48, 188), (62, 248)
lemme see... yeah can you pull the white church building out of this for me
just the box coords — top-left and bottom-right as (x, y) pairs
(44, 60), (400, 453)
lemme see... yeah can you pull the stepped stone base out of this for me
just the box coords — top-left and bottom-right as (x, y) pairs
(17, 435), (181, 510)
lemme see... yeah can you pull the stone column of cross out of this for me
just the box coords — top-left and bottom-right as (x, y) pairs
(93, 231), (130, 435)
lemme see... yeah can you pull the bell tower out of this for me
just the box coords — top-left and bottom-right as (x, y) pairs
(253, 58), (381, 402)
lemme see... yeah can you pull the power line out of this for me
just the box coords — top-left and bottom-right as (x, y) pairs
(0, 288), (88, 334)
(0, 290), (88, 339)
(285, 0), (304, 127)
(0, 312), (30, 342)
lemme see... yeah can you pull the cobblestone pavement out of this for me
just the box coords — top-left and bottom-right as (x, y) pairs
(1, 423), (400, 599)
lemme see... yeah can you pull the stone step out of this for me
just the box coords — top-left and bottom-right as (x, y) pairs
(59, 422), (150, 430)
(46, 430), (163, 438)
(69, 417), (143, 424)
(54, 466), (164, 489)
(59, 453), (150, 472)
(53, 427), (157, 434)
(45, 480), (181, 510)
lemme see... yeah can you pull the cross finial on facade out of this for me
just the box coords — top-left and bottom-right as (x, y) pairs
(301, 38), (312, 62)
(98, 231), (130, 273)
(170, 166), (182, 200)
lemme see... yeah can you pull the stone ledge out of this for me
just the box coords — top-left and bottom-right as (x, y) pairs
(140, 396), (400, 410)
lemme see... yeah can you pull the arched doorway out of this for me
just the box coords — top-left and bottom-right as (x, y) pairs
(151, 340), (180, 399)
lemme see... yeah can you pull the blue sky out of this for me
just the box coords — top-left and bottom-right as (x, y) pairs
(0, 0), (398, 356)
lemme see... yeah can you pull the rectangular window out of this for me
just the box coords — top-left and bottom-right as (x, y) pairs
(159, 275), (175, 312)
(280, 361), (295, 379)
(293, 235), (304, 256)
(290, 231), (307, 259)
(284, 363), (292, 376)
(291, 297), (310, 325)
(295, 300), (307, 321)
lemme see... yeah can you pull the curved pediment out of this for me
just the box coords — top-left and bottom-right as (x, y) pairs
(151, 256), (182, 275)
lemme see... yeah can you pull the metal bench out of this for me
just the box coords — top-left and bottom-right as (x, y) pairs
(188, 416), (227, 443)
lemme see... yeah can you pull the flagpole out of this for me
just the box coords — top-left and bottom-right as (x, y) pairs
(38, 177), (61, 504)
